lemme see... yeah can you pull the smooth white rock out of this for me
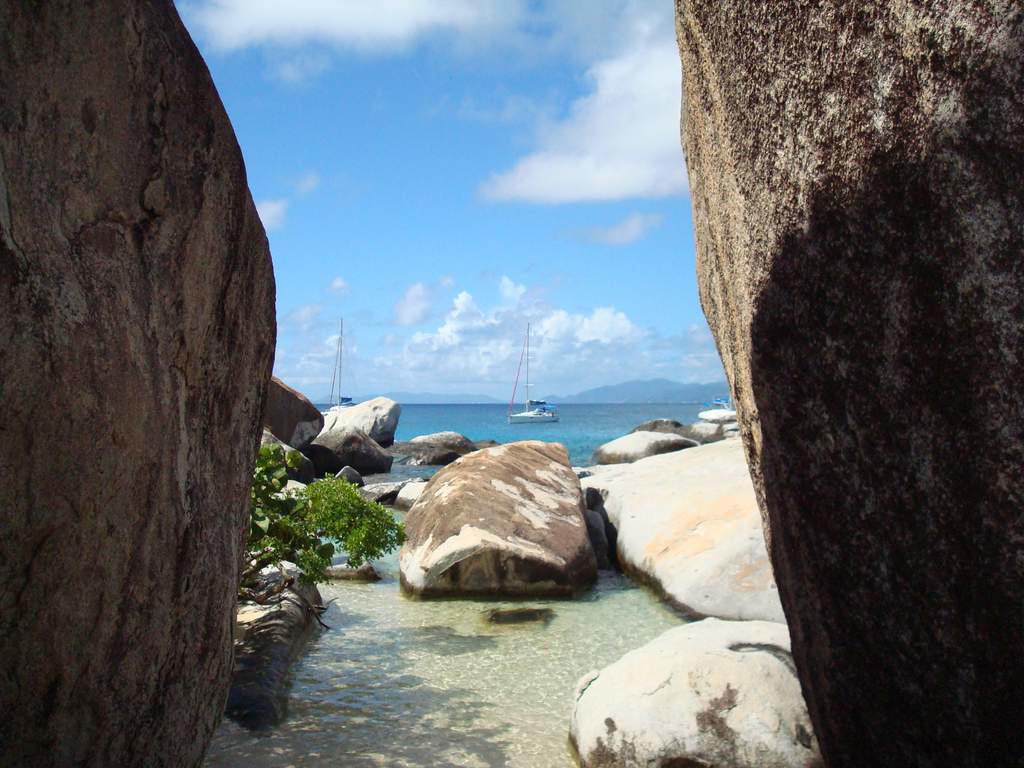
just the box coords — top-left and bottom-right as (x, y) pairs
(570, 618), (819, 768)
(593, 431), (695, 465)
(321, 396), (401, 446)
(582, 439), (783, 622)
(394, 480), (426, 511)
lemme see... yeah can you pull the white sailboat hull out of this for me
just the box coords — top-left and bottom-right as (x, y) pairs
(508, 410), (559, 424)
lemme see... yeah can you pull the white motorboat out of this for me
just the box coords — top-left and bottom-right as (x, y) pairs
(698, 396), (736, 424)
(507, 323), (558, 424)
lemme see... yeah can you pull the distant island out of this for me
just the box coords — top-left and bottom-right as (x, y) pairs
(544, 379), (728, 404)
(325, 379), (728, 405)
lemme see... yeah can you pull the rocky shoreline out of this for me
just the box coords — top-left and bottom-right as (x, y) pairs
(241, 383), (816, 766)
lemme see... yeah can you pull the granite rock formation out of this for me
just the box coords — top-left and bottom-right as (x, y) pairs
(263, 376), (324, 450)
(0, 2), (275, 765)
(676, 3), (1024, 765)
(400, 441), (597, 597)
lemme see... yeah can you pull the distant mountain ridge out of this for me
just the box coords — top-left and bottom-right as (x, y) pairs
(308, 379), (728, 405)
(543, 379), (728, 404)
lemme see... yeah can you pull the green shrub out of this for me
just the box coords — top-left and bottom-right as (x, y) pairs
(242, 443), (404, 600)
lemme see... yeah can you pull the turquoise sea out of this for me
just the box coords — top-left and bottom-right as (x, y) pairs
(318, 402), (706, 467)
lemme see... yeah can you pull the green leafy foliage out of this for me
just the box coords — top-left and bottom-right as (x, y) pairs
(243, 444), (404, 596)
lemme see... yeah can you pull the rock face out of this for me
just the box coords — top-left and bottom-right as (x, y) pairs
(570, 618), (820, 768)
(400, 441), (597, 597)
(306, 426), (392, 476)
(583, 440), (783, 622)
(263, 376), (324, 450)
(0, 3), (275, 766)
(593, 430), (697, 465)
(676, 4), (1024, 766)
(322, 397), (400, 447)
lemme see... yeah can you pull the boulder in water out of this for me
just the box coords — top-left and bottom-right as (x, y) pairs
(582, 440), (783, 622)
(322, 397), (401, 447)
(570, 618), (820, 768)
(306, 426), (392, 476)
(400, 441), (597, 597)
(592, 431), (697, 465)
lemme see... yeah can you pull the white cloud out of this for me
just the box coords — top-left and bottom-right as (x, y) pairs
(188, 0), (515, 52)
(255, 198), (288, 230)
(394, 282), (431, 326)
(273, 51), (331, 83)
(284, 303), (322, 331)
(583, 212), (663, 245)
(479, 23), (685, 203)
(329, 276), (349, 295)
(499, 275), (527, 306)
(295, 170), (321, 195)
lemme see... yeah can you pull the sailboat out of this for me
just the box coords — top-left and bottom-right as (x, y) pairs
(326, 318), (354, 413)
(508, 323), (559, 424)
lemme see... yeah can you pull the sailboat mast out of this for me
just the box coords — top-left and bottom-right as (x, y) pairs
(339, 318), (344, 402)
(525, 323), (530, 406)
(329, 318), (343, 406)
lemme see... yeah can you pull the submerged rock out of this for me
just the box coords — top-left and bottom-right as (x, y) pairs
(593, 431), (697, 465)
(306, 425), (392, 476)
(570, 618), (820, 768)
(0, 3), (275, 765)
(678, 4), (1024, 763)
(263, 376), (324, 450)
(485, 607), (555, 625)
(324, 562), (381, 582)
(582, 440), (782, 622)
(399, 441), (597, 597)
(322, 396), (401, 447)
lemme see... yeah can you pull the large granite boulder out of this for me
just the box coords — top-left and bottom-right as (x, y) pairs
(263, 376), (324, 450)
(677, 4), (1024, 766)
(570, 618), (820, 768)
(322, 396), (400, 447)
(410, 431), (477, 453)
(306, 426), (392, 476)
(0, 3), (275, 766)
(582, 440), (783, 622)
(400, 441), (597, 597)
(593, 430), (697, 465)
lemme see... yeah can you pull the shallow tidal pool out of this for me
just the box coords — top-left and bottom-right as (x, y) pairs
(205, 550), (681, 768)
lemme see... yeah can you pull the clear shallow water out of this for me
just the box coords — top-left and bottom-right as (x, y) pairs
(322, 402), (707, 467)
(206, 543), (682, 768)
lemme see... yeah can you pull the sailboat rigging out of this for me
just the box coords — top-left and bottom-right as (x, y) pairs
(327, 318), (354, 412)
(507, 323), (558, 424)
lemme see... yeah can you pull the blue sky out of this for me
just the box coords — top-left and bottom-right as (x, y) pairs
(178, 0), (724, 400)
